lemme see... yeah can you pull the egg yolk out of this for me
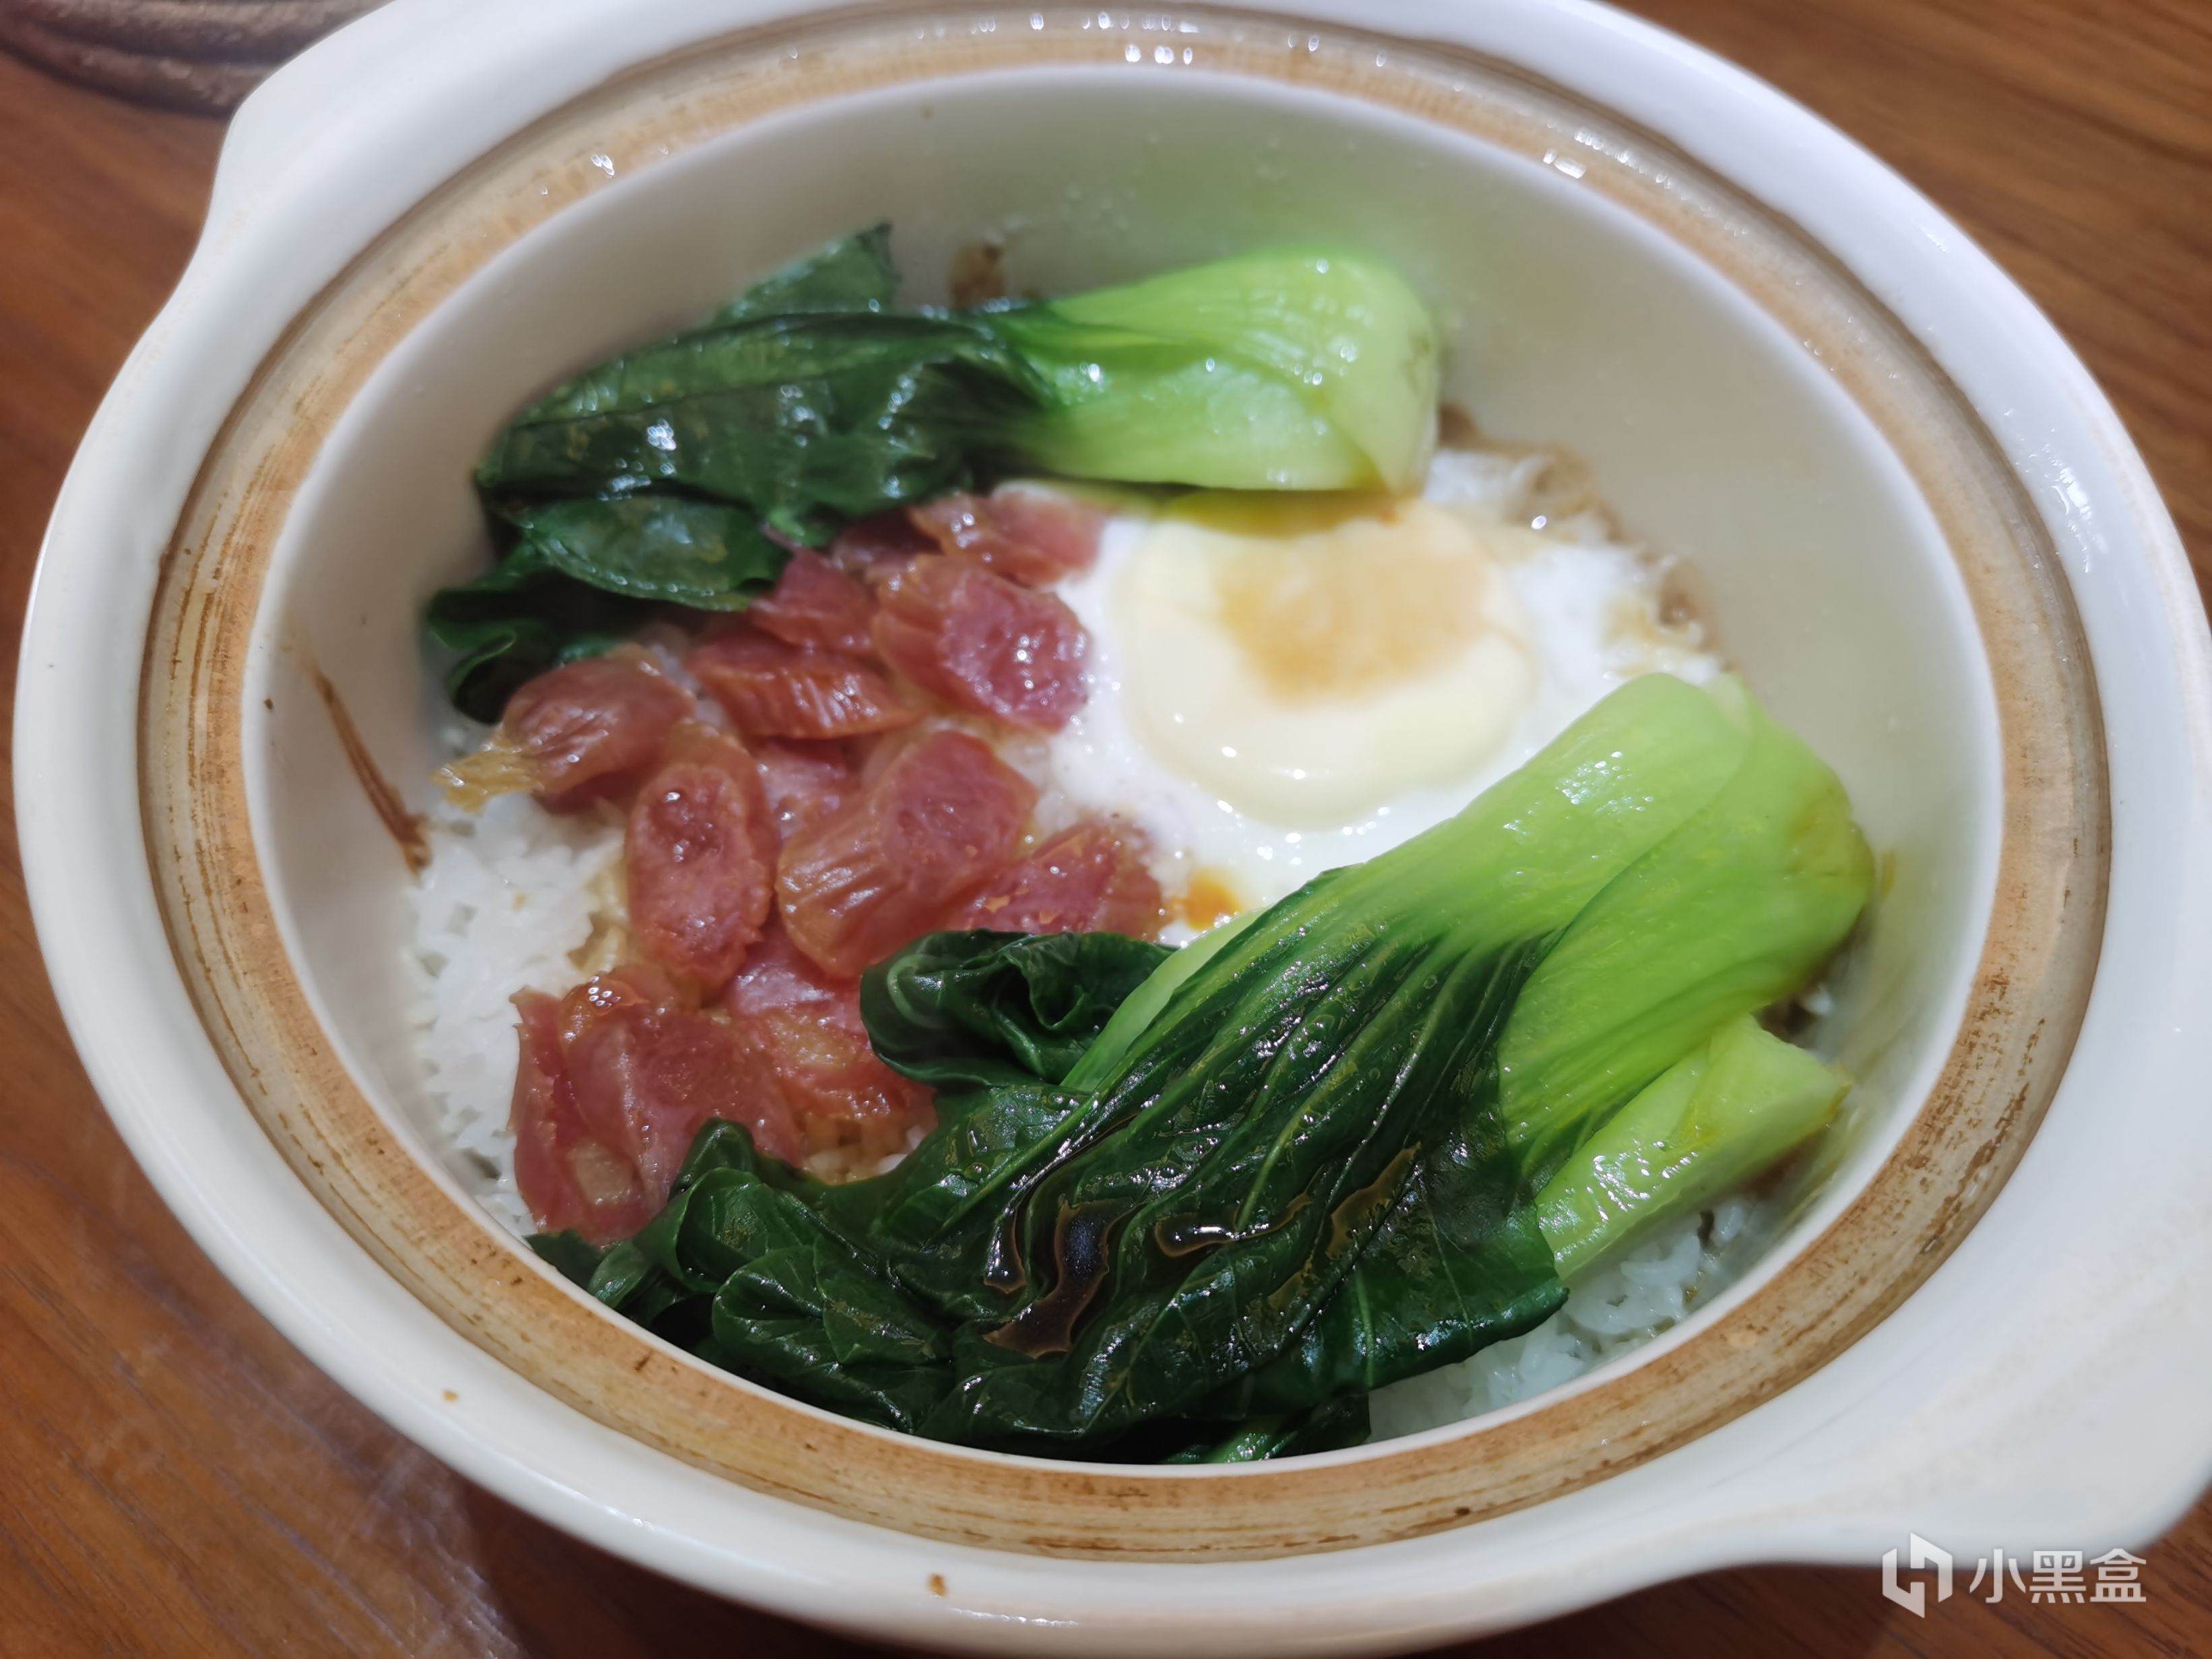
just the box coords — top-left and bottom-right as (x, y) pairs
(1207, 496), (1495, 703)
(1115, 494), (1534, 828)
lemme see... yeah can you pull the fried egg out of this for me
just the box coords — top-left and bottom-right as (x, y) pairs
(1110, 492), (1534, 829)
(1040, 449), (1720, 932)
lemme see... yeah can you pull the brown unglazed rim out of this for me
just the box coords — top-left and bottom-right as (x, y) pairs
(139, 5), (2108, 1561)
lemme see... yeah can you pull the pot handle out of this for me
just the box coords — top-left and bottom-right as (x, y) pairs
(205, 2), (428, 232)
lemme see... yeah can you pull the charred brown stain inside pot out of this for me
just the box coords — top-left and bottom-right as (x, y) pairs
(310, 663), (429, 873)
(947, 239), (1007, 307)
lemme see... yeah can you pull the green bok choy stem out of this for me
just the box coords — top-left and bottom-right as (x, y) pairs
(1537, 1015), (1847, 1281)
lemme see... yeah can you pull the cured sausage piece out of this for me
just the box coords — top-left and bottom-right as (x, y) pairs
(689, 628), (918, 740)
(869, 557), (1088, 731)
(500, 652), (693, 811)
(950, 821), (1165, 938)
(777, 728), (1038, 977)
(625, 724), (777, 992)
(908, 487), (1105, 586)
(721, 916), (854, 1025)
(558, 964), (802, 1207)
(722, 922), (936, 1137)
(508, 989), (654, 1245)
(827, 509), (937, 580)
(747, 549), (877, 656)
(752, 739), (856, 844)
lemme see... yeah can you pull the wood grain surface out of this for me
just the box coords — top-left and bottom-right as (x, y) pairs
(0, 0), (384, 112)
(1, 1), (2207, 1652)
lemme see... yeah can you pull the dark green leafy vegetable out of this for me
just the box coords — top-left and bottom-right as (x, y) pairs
(478, 241), (1436, 525)
(530, 675), (1871, 1459)
(426, 228), (904, 716)
(423, 535), (662, 723)
(424, 496), (790, 722)
(431, 232), (1441, 713)
(834, 1080), (1100, 1325)
(1157, 1396), (1372, 1463)
(526, 1228), (606, 1288)
(1061, 910), (1261, 1090)
(477, 312), (1047, 540)
(859, 929), (1175, 1090)
(708, 222), (899, 323)
(920, 931), (1556, 1447)
(502, 496), (788, 609)
(910, 677), (1758, 1445)
(1224, 1099), (1568, 1414)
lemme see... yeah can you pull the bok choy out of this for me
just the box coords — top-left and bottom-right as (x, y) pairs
(431, 226), (1439, 718)
(1536, 1015), (1847, 1280)
(533, 673), (1872, 1458)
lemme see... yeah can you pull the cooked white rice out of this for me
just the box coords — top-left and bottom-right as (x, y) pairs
(404, 788), (624, 1231)
(401, 436), (1786, 1431)
(1368, 1193), (1766, 1437)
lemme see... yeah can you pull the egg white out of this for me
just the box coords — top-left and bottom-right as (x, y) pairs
(1038, 452), (1719, 933)
(1110, 495), (1535, 830)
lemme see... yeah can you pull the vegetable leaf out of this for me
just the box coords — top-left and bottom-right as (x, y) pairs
(425, 226), (904, 714)
(526, 1229), (605, 1288)
(709, 222), (899, 323)
(505, 495), (788, 609)
(918, 929), (1556, 1445)
(422, 536), (662, 723)
(1226, 1094), (1567, 1412)
(476, 244), (1436, 528)
(476, 312), (1047, 539)
(1157, 1396), (1372, 1462)
(859, 929), (1176, 1090)
(421, 495), (787, 725)
(913, 676), (1779, 1445)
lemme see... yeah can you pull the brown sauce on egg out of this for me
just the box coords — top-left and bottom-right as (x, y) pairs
(1206, 497), (1494, 703)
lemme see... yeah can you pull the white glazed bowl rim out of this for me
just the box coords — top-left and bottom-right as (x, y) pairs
(18, 1), (2212, 1652)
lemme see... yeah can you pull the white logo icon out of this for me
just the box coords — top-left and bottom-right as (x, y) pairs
(1881, 1532), (1955, 1617)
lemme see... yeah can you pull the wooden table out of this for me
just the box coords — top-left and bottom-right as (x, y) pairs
(3, 3), (2207, 1652)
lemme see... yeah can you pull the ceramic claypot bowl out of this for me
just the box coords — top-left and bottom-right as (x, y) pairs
(20, 1), (2212, 1651)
